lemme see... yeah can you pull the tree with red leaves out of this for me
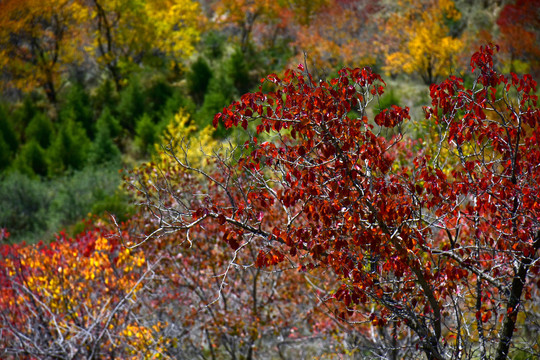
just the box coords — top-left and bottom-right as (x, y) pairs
(136, 45), (539, 359)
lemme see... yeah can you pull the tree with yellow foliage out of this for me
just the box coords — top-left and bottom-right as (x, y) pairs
(0, 0), (89, 103)
(131, 109), (220, 196)
(380, 0), (463, 84)
(89, 0), (203, 89)
(157, 109), (219, 170)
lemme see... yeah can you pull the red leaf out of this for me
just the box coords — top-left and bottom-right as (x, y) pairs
(213, 113), (222, 128)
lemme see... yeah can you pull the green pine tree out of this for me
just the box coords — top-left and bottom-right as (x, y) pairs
(60, 83), (94, 139)
(13, 140), (48, 177)
(89, 110), (121, 165)
(117, 76), (146, 135)
(135, 113), (156, 156)
(25, 112), (54, 148)
(47, 119), (90, 175)
(0, 136), (11, 171)
(93, 78), (119, 114)
(0, 104), (19, 152)
(187, 57), (213, 105)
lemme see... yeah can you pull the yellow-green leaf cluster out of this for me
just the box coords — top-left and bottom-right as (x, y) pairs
(156, 109), (219, 171)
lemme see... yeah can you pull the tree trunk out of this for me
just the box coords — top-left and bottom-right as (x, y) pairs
(494, 232), (540, 360)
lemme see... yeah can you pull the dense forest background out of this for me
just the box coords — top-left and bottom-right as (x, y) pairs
(0, 0), (539, 359)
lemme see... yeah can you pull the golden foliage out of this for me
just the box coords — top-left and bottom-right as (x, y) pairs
(0, 0), (203, 97)
(380, 0), (463, 84)
(90, 0), (203, 78)
(0, 0), (89, 101)
(155, 109), (220, 171)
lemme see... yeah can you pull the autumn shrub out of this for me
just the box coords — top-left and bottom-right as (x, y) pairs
(127, 112), (344, 359)
(134, 46), (540, 360)
(0, 227), (155, 359)
(2, 0), (540, 357)
(381, 0), (463, 84)
(496, 0), (540, 78)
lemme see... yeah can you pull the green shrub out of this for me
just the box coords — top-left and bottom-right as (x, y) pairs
(0, 172), (52, 242)
(96, 107), (121, 139)
(146, 77), (175, 115)
(202, 30), (226, 60)
(160, 91), (196, 121)
(195, 76), (234, 138)
(92, 78), (119, 114)
(256, 38), (294, 75)
(91, 191), (134, 224)
(0, 163), (129, 243)
(49, 164), (126, 228)
(11, 95), (41, 135)
(0, 136), (12, 172)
